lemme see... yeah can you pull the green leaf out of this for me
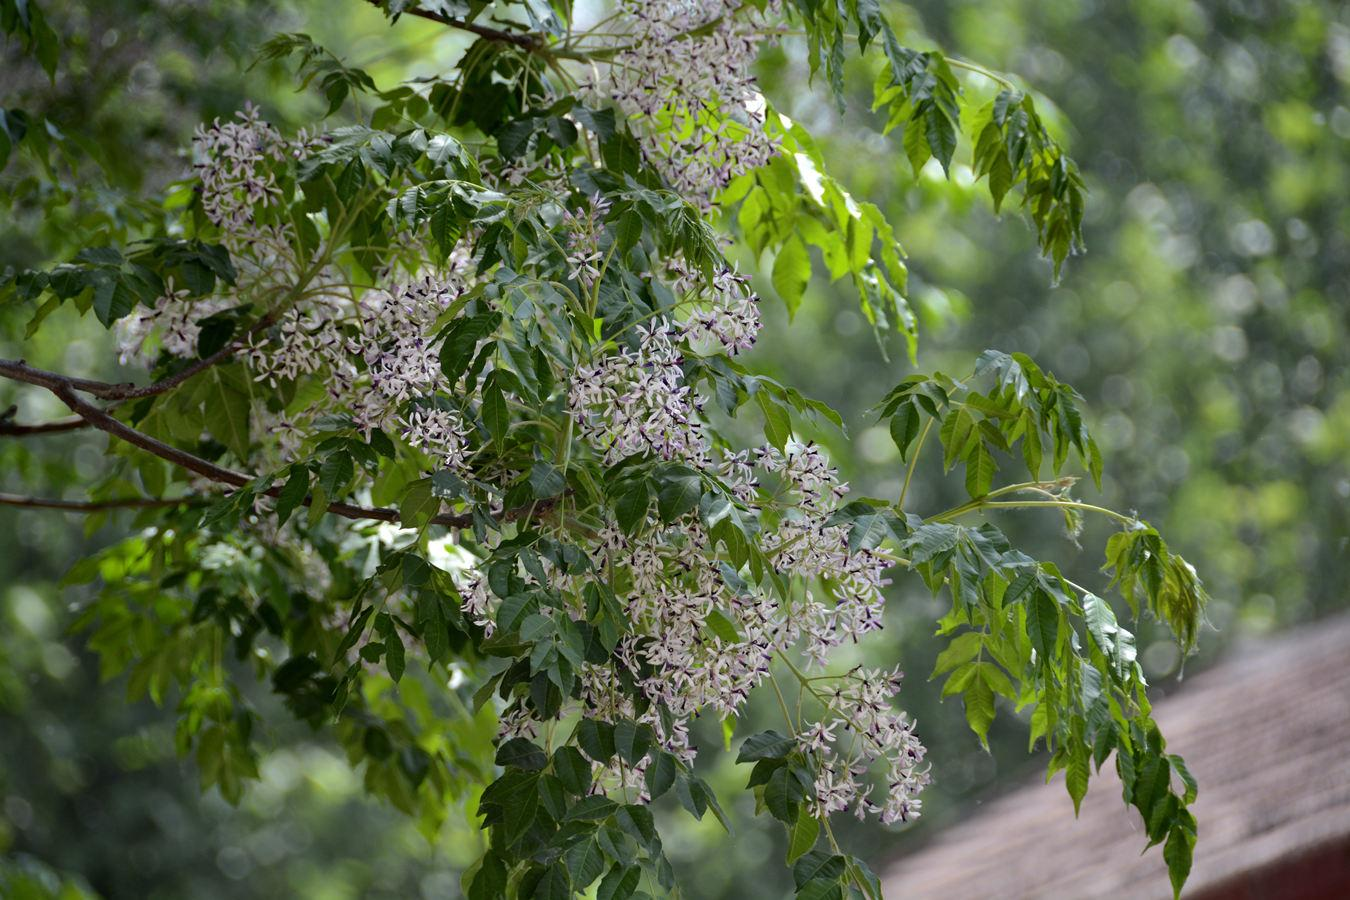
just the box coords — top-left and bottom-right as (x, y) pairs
(764, 766), (801, 822)
(552, 746), (591, 795)
(772, 234), (810, 318)
(564, 795), (618, 822)
(1066, 740), (1090, 815)
(495, 737), (547, 771)
(931, 632), (983, 678)
(465, 851), (508, 900)
(646, 752), (677, 799)
(939, 407), (977, 471)
(758, 392), (792, 450)
(797, 878), (845, 900)
(481, 373), (509, 444)
(531, 865), (571, 900)
(903, 114), (931, 176)
(598, 864), (641, 900)
(566, 836), (606, 890)
(204, 369), (251, 460)
(1027, 588), (1060, 663)
(612, 480), (650, 534)
(318, 452), (354, 499)
(786, 808), (820, 865)
(793, 850), (846, 890)
(1164, 823), (1195, 899)
(415, 594), (449, 663)
(1082, 592), (1118, 655)
(440, 312), (501, 384)
(576, 719), (616, 762)
(275, 465), (310, 527)
(704, 608), (743, 643)
(964, 441), (996, 498)
(888, 402), (922, 460)
(377, 614), (405, 681)
(529, 460), (566, 498)
(1170, 754), (1198, 805)
(925, 106), (958, 174)
(963, 668), (996, 747)
(656, 467), (702, 522)
(737, 730), (795, 762)
(613, 719), (652, 765)
(399, 477), (440, 528)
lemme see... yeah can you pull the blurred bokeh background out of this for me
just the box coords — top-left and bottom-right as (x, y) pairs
(2, 1), (1347, 897)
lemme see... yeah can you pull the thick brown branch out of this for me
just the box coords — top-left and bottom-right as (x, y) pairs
(0, 313), (276, 407)
(363, 0), (544, 51)
(0, 493), (191, 512)
(0, 358), (552, 530)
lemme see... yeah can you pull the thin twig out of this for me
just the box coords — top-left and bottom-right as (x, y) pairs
(0, 412), (87, 435)
(362, 0), (546, 52)
(0, 358), (556, 530)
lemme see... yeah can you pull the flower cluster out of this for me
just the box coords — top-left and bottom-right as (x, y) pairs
(562, 195), (610, 293)
(675, 263), (762, 355)
(399, 406), (472, 471)
(761, 442), (893, 666)
(802, 667), (930, 825)
(192, 102), (305, 236)
(549, 432), (923, 824)
(606, 0), (781, 207)
(115, 278), (229, 365)
(568, 323), (708, 465)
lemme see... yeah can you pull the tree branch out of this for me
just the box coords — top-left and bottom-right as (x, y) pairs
(0, 405), (87, 436)
(0, 316), (275, 406)
(0, 358), (552, 530)
(363, 0), (546, 52)
(0, 493), (190, 512)
(0, 311), (279, 436)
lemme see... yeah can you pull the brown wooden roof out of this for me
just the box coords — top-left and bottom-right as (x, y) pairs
(880, 615), (1350, 899)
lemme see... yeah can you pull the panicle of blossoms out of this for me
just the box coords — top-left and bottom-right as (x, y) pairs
(344, 274), (464, 433)
(400, 405), (472, 471)
(561, 194), (611, 292)
(758, 441), (892, 664)
(247, 306), (346, 388)
(675, 263), (762, 355)
(605, 0), (782, 208)
(588, 516), (797, 763)
(192, 102), (307, 237)
(114, 278), (229, 365)
(568, 323), (708, 465)
(804, 667), (930, 825)
(458, 572), (496, 637)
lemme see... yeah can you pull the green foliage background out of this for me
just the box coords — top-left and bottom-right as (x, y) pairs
(2, 1), (1345, 897)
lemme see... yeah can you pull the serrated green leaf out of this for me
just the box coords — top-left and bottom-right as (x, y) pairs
(963, 668), (996, 747)
(772, 234), (810, 318)
(598, 864), (640, 900)
(1164, 823), (1195, 899)
(612, 480), (650, 533)
(275, 465), (310, 527)
(481, 374), (509, 444)
(613, 719), (652, 765)
(786, 808), (820, 865)
(737, 729), (795, 762)
(646, 752), (677, 799)
(495, 737), (547, 771)
(965, 441), (996, 498)
(931, 631), (983, 678)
